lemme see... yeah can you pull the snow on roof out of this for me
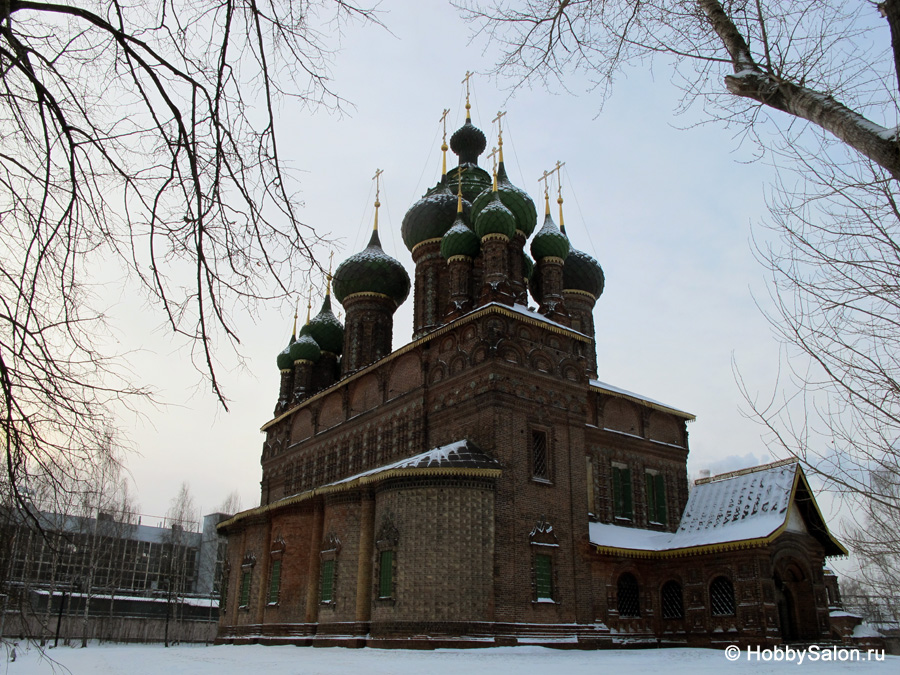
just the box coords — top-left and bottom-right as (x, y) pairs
(220, 440), (500, 531)
(588, 379), (695, 420)
(590, 461), (800, 554)
(327, 439), (499, 487)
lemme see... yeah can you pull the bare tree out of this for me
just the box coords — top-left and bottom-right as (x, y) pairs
(161, 482), (197, 647)
(458, 0), (900, 582)
(1, 0), (379, 525)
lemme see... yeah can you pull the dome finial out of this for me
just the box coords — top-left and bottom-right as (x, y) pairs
(492, 110), (506, 163)
(306, 291), (312, 325)
(292, 300), (298, 339)
(372, 168), (383, 232)
(440, 108), (450, 178)
(487, 146), (500, 192)
(538, 169), (552, 216)
(462, 71), (474, 120)
(554, 160), (567, 234)
(327, 252), (333, 296)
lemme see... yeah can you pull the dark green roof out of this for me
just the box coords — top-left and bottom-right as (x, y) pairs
(563, 247), (605, 300)
(289, 329), (321, 363)
(450, 119), (486, 164)
(276, 336), (295, 370)
(530, 212), (570, 261)
(401, 178), (472, 251)
(332, 229), (411, 306)
(471, 163), (537, 236)
(475, 192), (516, 240)
(446, 164), (492, 203)
(307, 293), (344, 354)
(441, 215), (480, 259)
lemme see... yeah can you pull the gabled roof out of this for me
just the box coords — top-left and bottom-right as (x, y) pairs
(218, 440), (500, 532)
(590, 459), (846, 558)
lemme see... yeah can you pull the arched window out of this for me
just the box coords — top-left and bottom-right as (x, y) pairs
(617, 573), (640, 617)
(710, 576), (736, 616)
(661, 580), (684, 619)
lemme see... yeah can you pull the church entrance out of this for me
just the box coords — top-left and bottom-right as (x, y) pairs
(774, 559), (819, 642)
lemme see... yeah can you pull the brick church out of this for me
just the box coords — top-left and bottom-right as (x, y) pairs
(216, 96), (849, 648)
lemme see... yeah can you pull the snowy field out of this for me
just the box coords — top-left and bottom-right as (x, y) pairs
(3, 643), (898, 675)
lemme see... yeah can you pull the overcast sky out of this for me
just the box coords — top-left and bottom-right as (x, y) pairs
(115, 2), (809, 532)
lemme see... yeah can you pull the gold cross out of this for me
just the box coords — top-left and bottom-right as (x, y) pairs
(439, 108), (450, 140)
(462, 71), (473, 113)
(553, 160), (566, 196)
(492, 110), (506, 134)
(538, 169), (552, 198)
(372, 168), (383, 201)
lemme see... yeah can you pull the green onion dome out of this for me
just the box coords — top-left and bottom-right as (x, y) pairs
(450, 119), (486, 164)
(474, 192), (516, 240)
(446, 164), (492, 203)
(563, 247), (605, 300)
(471, 163), (537, 237)
(276, 336), (295, 370)
(306, 293), (344, 355)
(289, 328), (321, 363)
(332, 229), (411, 307)
(401, 178), (472, 251)
(441, 214), (480, 259)
(530, 212), (570, 261)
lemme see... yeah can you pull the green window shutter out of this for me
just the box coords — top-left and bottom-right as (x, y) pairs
(535, 554), (553, 599)
(612, 467), (623, 517)
(320, 560), (334, 603)
(239, 570), (251, 607)
(379, 550), (393, 598)
(655, 473), (667, 525)
(622, 468), (633, 520)
(268, 560), (281, 604)
(645, 472), (656, 521)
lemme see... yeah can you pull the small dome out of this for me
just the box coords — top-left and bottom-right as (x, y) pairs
(401, 179), (472, 251)
(446, 164), (492, 203)
(474, 192), (516, 240)
(471, 163), (537, 236)
(306, 293), (344, 354)
(450, 119), (486, 164)
(441, 215), (480, 259)
(276, 337), (295, 370)
(530, 212), (570, 261)
(563, 247), (605, 300)
(332, 229), (411, 307)
(289, 329), (321, 363)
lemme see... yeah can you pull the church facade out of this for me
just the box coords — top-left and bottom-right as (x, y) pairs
(216, 103), (848, 649)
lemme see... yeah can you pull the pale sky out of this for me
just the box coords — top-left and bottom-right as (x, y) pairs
(116, 2), (801, 533)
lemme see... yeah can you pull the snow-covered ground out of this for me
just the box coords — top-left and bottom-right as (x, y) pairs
(3, 643), (897, 675)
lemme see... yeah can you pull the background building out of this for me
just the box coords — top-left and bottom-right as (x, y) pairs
(0, 508), (230, 643)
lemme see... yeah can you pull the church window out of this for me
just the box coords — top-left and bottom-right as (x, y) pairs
(617, 573), (640, 617)
(645, 471), (667, 525)
(531, 429), (550, 481)
(661, 580), (684, 619)
(321, 560), (335, 603)
(267, 560), (281, 605)
(239, 570), (251, 608)
(612, 465), (633, 520)
(710, 576), (736, 616)
(535, 554), (553, 600)
(378, 550), (394, 598)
